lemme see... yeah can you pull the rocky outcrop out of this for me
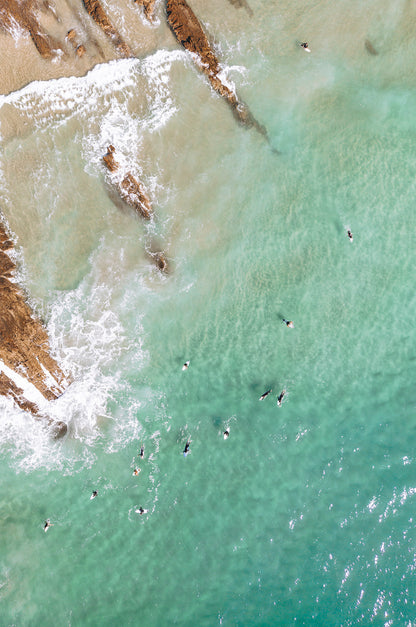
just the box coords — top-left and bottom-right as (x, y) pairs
(166, 0), (269, 142)
(103, 146), (153, 220)
(102, 147), (170, 272)
(134, 0), (157, 22)
(67, 29), (86, 57)
(82, 0), (131, 57)
(0, 220), (68, 436)
(103, 144), (119, 173)
(0, 0), (64, 59)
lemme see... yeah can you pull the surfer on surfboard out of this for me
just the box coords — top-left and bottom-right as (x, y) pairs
(44, 519), (53, 532)
(259, 389), (272, 401)
(277, 390), (286, 407)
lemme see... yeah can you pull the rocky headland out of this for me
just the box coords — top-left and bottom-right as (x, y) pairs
(0, 220), (69, 436)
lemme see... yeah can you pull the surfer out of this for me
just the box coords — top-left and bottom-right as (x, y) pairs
(300, 42), (311, 52)
(136, 507), (148, 515)
(182, 360), (190, 371)
(259, 389), (272, 401)
(133, 468), (141, 476)
(347, 229), (353, 242)
(282, 319), (294, 328)
(139, 445), (144, 459)
(90, 490), (98, 500)
(223, 428), (230, 440)
(277, 390), (285, 407)
(183, 441), (190, 457)
(44, 519), (53, 532)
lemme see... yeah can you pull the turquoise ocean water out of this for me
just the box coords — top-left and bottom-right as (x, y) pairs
(0, 0), (415, 624)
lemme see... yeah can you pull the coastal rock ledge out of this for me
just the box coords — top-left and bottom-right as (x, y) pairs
(166, 0), (269, 141)
(0, 220), (69, 437)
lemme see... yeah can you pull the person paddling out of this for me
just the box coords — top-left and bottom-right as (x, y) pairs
(44, 519), (53, 532)
(259, 389), (272, 401)
(277, 390), (286, 407)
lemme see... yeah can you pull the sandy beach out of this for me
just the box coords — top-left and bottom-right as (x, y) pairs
(0, 0), (172, 95)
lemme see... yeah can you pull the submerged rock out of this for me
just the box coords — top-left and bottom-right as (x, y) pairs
(364, 39), (378, 56)
(226, 0), (253, 17)
(166, 0), (269, 143)
(82, 0), (131, 57)
(149, 250), (169, 273)
(0, 219), (69, 433)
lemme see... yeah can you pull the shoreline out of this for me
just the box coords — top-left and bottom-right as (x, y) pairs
(0, 0), (171, 96)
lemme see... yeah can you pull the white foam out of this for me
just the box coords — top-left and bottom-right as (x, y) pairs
(0, 359), (48, 411)
(39, 362), (65, 395)
(0, 49), (194, 471)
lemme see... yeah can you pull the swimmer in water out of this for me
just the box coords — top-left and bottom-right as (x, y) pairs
(90, 490), (98, 500)
(44, 519), (53, 532)
(139, 445), (144, 459)
(182, 360), (190, 371)
(223, 428), (230, 440)
(347, 229), (353, 242)
(282, 319), (294, 328)
(133, 468), (141, 476)
(183, 441), (190, 457)
(277, 390), (286, 407)
(136, 507), (148, 515)
(259, 389), (272, 401)
(300, 42), (311, 52)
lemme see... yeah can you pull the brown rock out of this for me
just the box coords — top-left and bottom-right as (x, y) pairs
(102, 146), (153, 220)
(82, 0), (131, 58)
(166, 0), (269, 142)
(120, 173), (152, 221)
(0, 0), (63, 59)
(103, 145), (119, 172)
(0, 219), (69, 427)
(76, 44), (86, 57)
(134, 0), (157, 21)
(151, 251), (168, 273)
(66, 28), (76, 42)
